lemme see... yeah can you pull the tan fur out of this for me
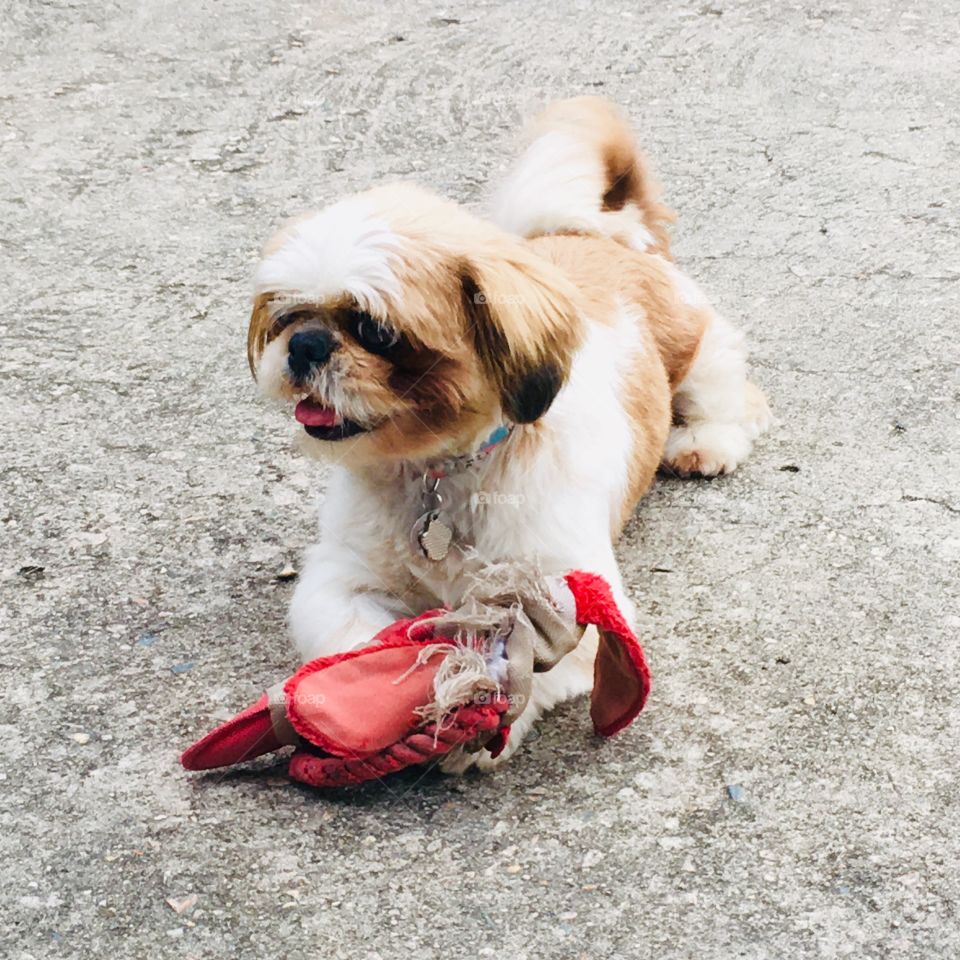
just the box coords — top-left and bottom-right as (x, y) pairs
(247, 291), (274, 376)
(528, 233), (713, 529)
(529, 235), (707, 382)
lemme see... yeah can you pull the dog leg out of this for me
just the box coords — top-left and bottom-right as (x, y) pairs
(663, 315), (771, 477)
(288, 543), (408, 661)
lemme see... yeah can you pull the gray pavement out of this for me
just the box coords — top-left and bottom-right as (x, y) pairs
(2, 2), (958, 958)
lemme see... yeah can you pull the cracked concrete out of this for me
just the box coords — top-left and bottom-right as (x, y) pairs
(1, 1), (958, 958)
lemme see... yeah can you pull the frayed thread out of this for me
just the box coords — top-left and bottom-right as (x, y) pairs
(392, 642), (457, 686)
(405, 600), (516, 737)
(462, 560), (551, 609)
(422, 599), (516, 641)
(415, 644), (501, 730)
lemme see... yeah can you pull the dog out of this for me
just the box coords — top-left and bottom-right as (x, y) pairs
(246, 97), (771, 769)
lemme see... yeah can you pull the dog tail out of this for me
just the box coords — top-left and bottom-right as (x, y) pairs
(490, 97), (673, 256)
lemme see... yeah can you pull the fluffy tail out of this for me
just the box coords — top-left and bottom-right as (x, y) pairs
(490, 97), (673, 256)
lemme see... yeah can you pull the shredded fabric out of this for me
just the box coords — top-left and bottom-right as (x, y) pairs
(462, 559), (553, 609)
(410, 600), (514, 731)
(422, 598), (517, 641)
(179, 568), (652, 789)
(414, 643), (502, 728)
(390, 563), (583, 748)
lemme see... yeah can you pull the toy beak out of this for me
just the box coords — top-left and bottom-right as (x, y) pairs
(180, 685), (298, 771)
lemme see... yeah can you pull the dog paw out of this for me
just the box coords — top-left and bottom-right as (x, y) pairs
(439, 743), (512, 774)
(439, 715), (532, 774)
(663, 421), (753, 477)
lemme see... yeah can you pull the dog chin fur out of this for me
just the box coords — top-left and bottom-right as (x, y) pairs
(247, 96), (771, 771)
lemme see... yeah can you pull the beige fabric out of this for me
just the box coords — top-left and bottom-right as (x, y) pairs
(266, 680), (300, 747)
(424, 564), (584, 729)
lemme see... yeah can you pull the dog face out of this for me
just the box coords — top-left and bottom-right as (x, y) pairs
(247, 184), (583, 466)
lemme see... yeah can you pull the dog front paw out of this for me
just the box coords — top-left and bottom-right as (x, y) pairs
(439, 705), (538, 774)
(439, 742), (513, 774)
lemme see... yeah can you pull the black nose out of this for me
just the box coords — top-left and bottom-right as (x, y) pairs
(288, 328), (337, 380)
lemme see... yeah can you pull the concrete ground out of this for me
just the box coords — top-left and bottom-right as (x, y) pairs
(2, 1), (958, 957)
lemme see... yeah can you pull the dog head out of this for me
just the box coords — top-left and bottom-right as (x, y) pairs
(247, 184), (583, 466)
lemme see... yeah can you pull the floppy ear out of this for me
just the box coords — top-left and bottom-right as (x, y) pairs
(247, 214), (318, 378)
(247, 291), (274, 378)
(461, 255), (582, 424)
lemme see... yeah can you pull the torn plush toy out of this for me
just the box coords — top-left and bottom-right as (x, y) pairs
(180, 569), (650, 788)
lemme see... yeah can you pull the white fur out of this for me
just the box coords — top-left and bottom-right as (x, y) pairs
(662, 259), (710, 308)
(252, 198), (408, 427)
(254, 198), (404, 317)
(254, 327), (294, 398)
(491, 129), (653, 249)
(653, 252), (771, 477)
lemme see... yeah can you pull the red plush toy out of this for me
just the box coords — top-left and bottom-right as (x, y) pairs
(181, 569), (650, 788)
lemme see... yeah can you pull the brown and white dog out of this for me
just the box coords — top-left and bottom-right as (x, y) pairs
(247, 97), (771, 769)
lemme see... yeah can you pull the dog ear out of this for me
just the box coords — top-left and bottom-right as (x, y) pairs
(247, 213), (319, 378)
(247, 292), (274, 378)
(461, 258), (581, 424)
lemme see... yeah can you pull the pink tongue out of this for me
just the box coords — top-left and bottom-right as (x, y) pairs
(295, 399), (339, 428)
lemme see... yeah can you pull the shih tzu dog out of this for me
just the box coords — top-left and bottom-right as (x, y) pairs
(247, 97), (771, 769)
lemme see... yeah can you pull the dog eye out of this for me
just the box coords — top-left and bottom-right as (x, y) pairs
(350, 311), (400, 355)
(272, 310), (311, 334)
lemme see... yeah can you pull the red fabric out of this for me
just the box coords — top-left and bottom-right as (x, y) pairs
(179, 613), (442, 773)
(180, 694), (281, 771)
(285, 640), (444, 757)
(564, 570), (652, 737)
(181, 573), (652, 787)
(287, 696), (509, 788)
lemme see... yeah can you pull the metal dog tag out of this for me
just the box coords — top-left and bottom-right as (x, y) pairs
(412, 473), (453, 561)
(416, 512), (453, 561)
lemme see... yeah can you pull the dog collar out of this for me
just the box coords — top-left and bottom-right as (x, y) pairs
(425, 424), (513, 480)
